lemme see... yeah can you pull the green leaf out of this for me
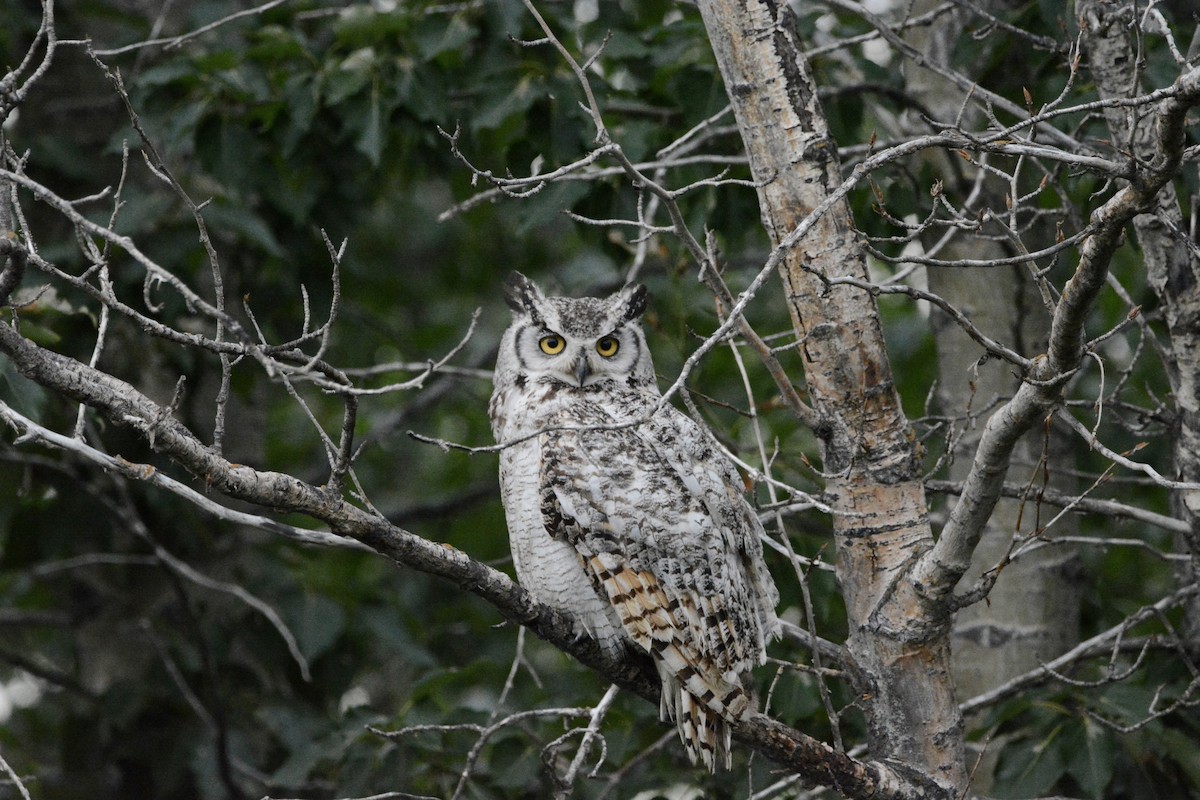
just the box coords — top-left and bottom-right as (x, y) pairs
(281, 73), (318, 156)
(286, 592), (347, 663)
(412, 13), (475, 62)
(0, 353), (49, 417)
(601, 30), (650, 60)
(1066, 718), (1114, 799)
(765, 670), (822, 720)
(994, 726), (1068, 799)
(515, 180), (590, 235)
(361, 606), (437, 668)
(356, 82), (385, 166)
(325, 47), (377, 105)
(333, 6), (409, 49)
(469, 73), (540, 132)
(247, 24), (308, 63)
(1159, 727), (1200, 788)
(11, 285), (97, 324)
(137, 58), (202, 89)
(202, 201), (286, 257)
(270, 741), (327, 788)
(1096, 684), (1161, 727)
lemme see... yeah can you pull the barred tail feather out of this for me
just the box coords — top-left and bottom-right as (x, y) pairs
(653, 644), (748, 773)
(584, 553), (756, 771)
(659, 665), (735, 772)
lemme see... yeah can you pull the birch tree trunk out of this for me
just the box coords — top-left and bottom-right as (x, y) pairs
(697, 1), (966, 791)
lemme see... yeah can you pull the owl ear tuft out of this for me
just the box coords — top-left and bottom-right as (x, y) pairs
(503, 271), (546, 321)
(618, 283), (648, 321)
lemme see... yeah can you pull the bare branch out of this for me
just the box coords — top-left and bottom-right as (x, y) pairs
(914, 65), (1200, 597)
(0, 234), (28, 307)
(1055, 408), (1200, 491)
(0, 399), (368, 550)
(0, 748), (33, 800)
(960, 582), (1200, 714)
(0, 0), (57, 122)
(552, 683), (620, 796)
(925, 478), (1189, 535)
(90, 0), (293, 56)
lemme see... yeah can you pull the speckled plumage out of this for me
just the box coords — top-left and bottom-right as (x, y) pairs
(489, 272), (780, 771)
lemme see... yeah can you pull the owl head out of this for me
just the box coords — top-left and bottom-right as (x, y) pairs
(494, 272), (656, 391)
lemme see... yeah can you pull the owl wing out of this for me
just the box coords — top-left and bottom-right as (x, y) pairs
(539, 398), (779, 770)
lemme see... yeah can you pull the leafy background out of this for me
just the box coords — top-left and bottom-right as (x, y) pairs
(0, 1), (1197, 798)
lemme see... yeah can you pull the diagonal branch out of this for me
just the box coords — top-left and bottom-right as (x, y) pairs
(0, 285), (941, 798)
(913, 65), (1200, 597)
(0, 178), (957, 796)
(959, 582), (1200, 714)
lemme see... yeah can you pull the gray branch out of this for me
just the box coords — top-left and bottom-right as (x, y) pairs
(912, 65), (1200, 597)
(0, 249), (937, 798)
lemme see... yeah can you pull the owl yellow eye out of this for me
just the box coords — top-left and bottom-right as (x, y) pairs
(596, 336), (619, 358)
(539, 334), (565, 355)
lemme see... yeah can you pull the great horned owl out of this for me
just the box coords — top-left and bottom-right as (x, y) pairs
(489, 272), (780, 771)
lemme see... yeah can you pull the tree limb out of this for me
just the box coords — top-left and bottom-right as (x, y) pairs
(0, 254), (936, 799)
(914, 65), (1200, 597)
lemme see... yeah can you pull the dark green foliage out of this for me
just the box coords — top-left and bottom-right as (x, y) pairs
(0, 1), (1197, 798)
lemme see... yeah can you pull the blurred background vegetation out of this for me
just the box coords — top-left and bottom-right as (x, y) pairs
(0, 1), (1197, 798)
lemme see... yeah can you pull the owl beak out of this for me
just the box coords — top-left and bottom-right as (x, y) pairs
(574, 355), (592, 387)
